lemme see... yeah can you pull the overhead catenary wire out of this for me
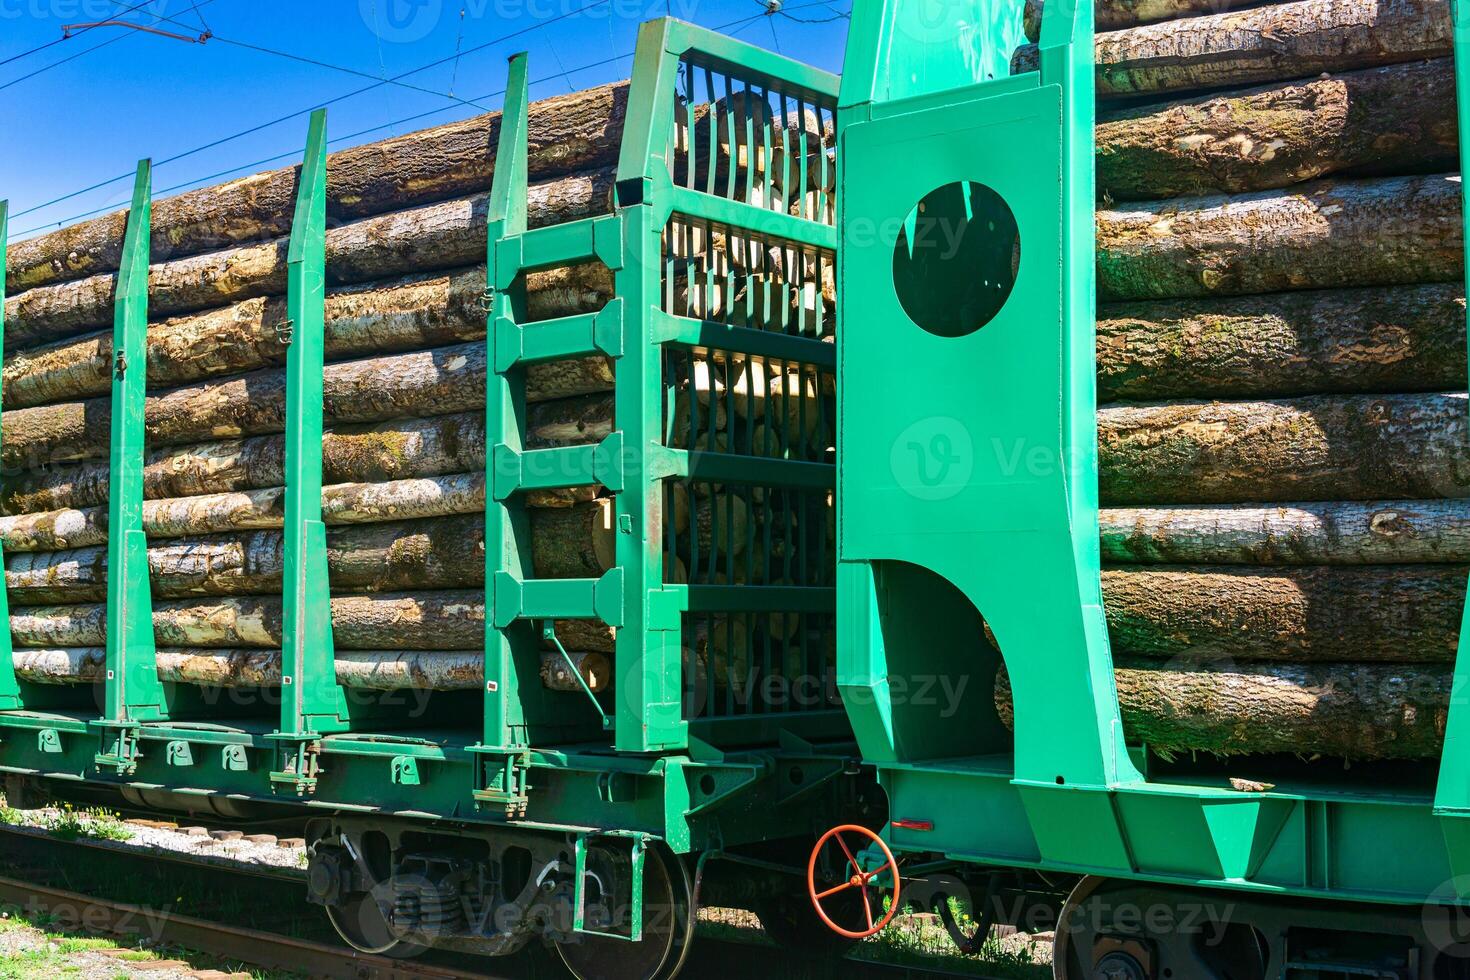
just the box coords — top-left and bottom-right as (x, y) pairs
(0, 0), (165, 68)
(101, 0), (495, 112)
(9, 0), (841, 239)
(9, 0), (611, 225)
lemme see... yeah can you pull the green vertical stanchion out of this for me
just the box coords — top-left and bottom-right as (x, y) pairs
(611, 18), (687, 754)
(0, 202), (19, 711)
(271, 109), (345, 795)
(95, 160), (166, 772)
(478, 52), (534, 813)
(1433, 0), (1470, 877)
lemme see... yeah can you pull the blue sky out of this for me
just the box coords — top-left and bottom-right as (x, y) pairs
(0, 0), (851, 242)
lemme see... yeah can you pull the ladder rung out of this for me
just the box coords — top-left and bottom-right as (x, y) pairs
(494, 569), (625, 627)
(495, 300), (623, 371)
(498, 213), (622, 280)
(493, 434), (625, 499)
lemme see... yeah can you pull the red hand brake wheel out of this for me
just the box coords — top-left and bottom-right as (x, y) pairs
(806, 824), (902, 939)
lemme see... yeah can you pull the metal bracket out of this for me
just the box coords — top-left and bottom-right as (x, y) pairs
(267, 737), (322, 796)
(543, 624), (613, 730)
(101, 160), (166, 725)
(471, 750), (531, 817)
(278, 108), (348, 740)
(37, 729), (62, 754)
(221, 744), (250, 771)
(93, 722), (143, 775)
(572, 834), (646, 941)
(165, 740), (195, 767)
(390, 755), (421, 785)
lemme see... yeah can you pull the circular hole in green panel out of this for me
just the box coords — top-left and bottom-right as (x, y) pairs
(892, 181), (1020, 337)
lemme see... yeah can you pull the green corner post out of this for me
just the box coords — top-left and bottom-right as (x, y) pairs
(0, 201), (18, 711)
(1433, 0), (1470, 879)
(478, 52), (541, 813)
(611, 17), (687, 755)
(271, 108), (346, 794)
(95, 160), (166, 772)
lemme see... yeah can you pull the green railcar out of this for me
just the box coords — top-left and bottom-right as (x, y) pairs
(827, 0), (1470, 976)
(0, 18), (859, 979)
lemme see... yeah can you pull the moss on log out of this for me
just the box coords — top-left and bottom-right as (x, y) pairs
(1097, 392), (1470, 505)
(1096, 174), (1463, 302)
(1097, 284), (1466, 402)
(1100, 564), (1465, 661)
(1099, 500), (1470, 564)
(5, 83), (628, 294)
(996, 660), (1451, 759)
(1096, 60), (1458, 200)
(1013, 0), (1452, 98)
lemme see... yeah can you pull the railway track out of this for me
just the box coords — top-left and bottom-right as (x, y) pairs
(0, 823), (1017, 979)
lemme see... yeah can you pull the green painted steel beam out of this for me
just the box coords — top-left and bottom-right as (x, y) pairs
(100, 160), (166, 739)
(650, 313), (836, 368)
(493, 302), (623, 370)
(279, 108), (348, 742)
(665, 187), (838, 249)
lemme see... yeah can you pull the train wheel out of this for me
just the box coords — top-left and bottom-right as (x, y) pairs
(554, 843), (695, 980)
(326, 888), (418, 957)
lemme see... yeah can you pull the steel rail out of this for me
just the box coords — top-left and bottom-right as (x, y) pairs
(0, 872), (511, 980)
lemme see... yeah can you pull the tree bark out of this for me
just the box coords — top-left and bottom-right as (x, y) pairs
(4, 172), (614, 350)
(0, 411), (487, 516)
(0, 346), (631, 471)
(5, 82), (629, 295)
(1013, 0), (1452, 98)
(1096, 59), (1458, 200)
(1024, 0), (1273, 37)
(1099, 500), (1470, 564)
(2, 264), (614, 410)
(9, 590), (486, 650)
(0, 472), (489, 551)
(1098, 392), (1470, 505)
(995, 660), (1451, 759)
(1097, 283), (1466, 402)
(1096, 174), (1463, 302)
(3, 502), (622, 604)
(1100, 564), (1465, 661)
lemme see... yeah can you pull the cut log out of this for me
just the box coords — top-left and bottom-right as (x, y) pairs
(1097, 283), (1466, 402)
(1099, 500), (1470, 564)
(1100, 564), (1465, 661)
(1097, 392), (1470, 505)
(1096, 59), (1458, 200)
(0, 472), (487, 552)
(6, 82), (628, 294)
(3, 501), (626, 603)
(1024, 0), (1272, 37)
(1096, 174), (1463, 302)
(1013, 0), (1452, 98)
(9, 591), (485, 650)
(540, 650), (612, 694)
(995, 660), (1450, 760)
(2, 264), (614, 410)
(4, 172), (613, 351)
(0, 412), (486, 516)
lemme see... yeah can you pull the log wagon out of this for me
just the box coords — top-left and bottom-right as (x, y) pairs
(822, 0), (1470, 975)
(0, 18), (853, 978)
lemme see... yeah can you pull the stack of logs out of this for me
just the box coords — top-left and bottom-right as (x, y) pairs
(1, 77), (837, 709)
(996, 0), (1464, 762)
